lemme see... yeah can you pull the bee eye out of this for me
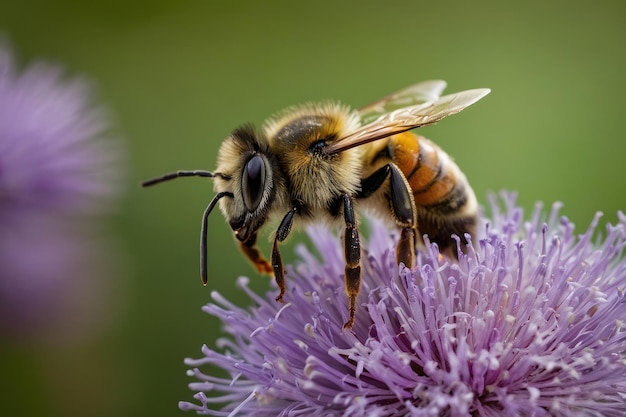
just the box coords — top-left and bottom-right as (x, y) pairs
(242, 155), (266, 212)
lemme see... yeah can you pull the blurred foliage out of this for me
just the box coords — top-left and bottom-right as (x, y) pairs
(1, 0), (625, 416)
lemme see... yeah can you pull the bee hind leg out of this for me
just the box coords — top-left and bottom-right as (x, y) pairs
(359, 163), (417, 268)
(396, 227), (415, 268)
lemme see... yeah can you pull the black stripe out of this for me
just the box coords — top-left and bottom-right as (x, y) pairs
(423, 183), (468, 215)
(411, 153), (443, 195)
(370, 142), (392, 165)
(417, 212), (477, 252)
(405, 144), (423, 182)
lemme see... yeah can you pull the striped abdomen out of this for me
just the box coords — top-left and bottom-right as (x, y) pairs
(364, 131), (478, 251)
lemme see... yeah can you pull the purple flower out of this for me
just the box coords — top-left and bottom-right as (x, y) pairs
(180, 192), (626, 417)
(0, 44), (121, 219)
(0, 43), (123, 342)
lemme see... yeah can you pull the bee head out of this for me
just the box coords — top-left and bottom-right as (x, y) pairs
(214, 125), (285, 243)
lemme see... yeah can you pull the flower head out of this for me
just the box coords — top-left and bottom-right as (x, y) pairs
(180, 193), (626, 416)
(0, 42), (124, 342)
(0, 44), (121, 219)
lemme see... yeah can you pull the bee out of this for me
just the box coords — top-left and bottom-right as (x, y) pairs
(142, 80), (490, 329)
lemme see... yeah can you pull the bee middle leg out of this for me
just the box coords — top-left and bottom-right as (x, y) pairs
(359, 163), (417, 268)
(271, 207), (297, 303)
(340, 193), (361, 330)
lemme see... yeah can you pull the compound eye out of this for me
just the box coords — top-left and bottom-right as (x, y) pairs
(241, 155), (266, 212)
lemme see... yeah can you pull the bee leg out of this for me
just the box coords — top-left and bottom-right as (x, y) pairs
(359, 163), (416, 268)
(239, 233), (273, 275)
(388, 164), (417, 268)
(341, 194), (361, 330)
(271, 207), (297, 303)
(396, 227), (416, 268)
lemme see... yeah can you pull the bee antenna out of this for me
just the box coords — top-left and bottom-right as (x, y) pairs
(141, 170), (220, 187)
(201, 191), (234, 285)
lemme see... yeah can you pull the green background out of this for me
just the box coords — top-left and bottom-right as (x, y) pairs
(1, 1), (625, 416)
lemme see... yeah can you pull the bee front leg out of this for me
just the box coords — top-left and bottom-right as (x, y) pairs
(341, 194), (361, 330)
(239, 233), (273, 275)
(271, 207), (297, 303)
(359, 163), (417, 268)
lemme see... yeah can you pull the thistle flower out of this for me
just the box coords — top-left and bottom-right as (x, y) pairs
(0, 45), (120, 218)
(180, 193), (626, 417)
(0, 43), (123, 342)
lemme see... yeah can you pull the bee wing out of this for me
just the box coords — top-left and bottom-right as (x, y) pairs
(324, 88), (490, 155)
(358, 80), (448, 124)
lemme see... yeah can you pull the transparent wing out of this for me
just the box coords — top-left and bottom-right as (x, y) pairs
(323, 87), (490, 155)
(358, 80), (448, 125)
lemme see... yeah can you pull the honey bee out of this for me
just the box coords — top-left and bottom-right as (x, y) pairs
(142, 80), (489, 329)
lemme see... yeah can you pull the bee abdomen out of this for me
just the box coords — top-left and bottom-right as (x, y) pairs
(421, 182), (468, 215)
(401, 137), (460, 208)
(391, 133), (477, 250)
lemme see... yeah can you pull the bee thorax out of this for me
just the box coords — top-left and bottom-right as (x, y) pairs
(288, 150), (362, 213)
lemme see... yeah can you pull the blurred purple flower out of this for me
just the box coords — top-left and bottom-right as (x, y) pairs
(0, 43), (124, 342)
(0, 45), (120, 218)
(181, 193), (626, 416)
